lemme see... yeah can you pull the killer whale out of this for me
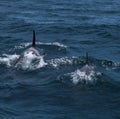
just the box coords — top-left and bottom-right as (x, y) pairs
(80, 52), (95, 75)
(14, 30), (46, 67)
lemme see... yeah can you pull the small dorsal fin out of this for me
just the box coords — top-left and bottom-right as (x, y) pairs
(86, 52), (89, 64)
(32, 30), (36, 47)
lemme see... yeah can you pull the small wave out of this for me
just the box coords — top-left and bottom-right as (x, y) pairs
(0, 107), (19, 116)
(14, 42), (67, 50)
(84, 58), (120, 72)
(100, 60), (120, 71)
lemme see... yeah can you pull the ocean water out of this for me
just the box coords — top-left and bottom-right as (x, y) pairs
(0, 0), (120, 119)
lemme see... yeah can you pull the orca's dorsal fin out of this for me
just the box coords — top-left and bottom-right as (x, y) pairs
(32, 30), (36, 47)
(86, 52), (89, 64)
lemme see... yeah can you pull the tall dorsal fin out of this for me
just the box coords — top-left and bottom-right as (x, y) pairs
(86, 52), (89, 64)
(32, 30), (36, 47)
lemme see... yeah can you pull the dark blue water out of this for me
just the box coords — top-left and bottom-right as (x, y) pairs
(0, 0), (120, 119)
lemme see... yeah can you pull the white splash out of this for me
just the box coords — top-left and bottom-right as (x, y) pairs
(48, 57), (73, 68)
(0, 52), (47, 70)
(37, 56), (47, 69)
(0, 54), (19, 67)
(16, 51), (47, 70)
(69, 68), (101, 85)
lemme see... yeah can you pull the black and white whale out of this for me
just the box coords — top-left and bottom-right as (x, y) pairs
(14, 30), (46, 67)
(80, 52), (95, 75)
